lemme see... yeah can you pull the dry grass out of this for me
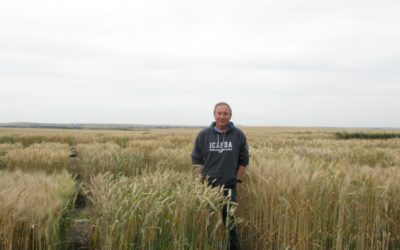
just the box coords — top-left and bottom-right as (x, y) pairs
(0, 143), (23, 155)
(76, 142), (192, 180)
(1, 143), (70, 173)
(76, 143), (145, 179)
(89, 170), (233, 250)
(238, 159), (400, 249)
(0, 170), (76, 250)
(237, 129), (400, 249)
(1, 127), (400, 249)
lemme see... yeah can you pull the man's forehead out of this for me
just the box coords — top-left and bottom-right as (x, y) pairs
(215, 106), (230, 112)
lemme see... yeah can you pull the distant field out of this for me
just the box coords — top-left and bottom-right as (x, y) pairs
(1, 127), (400, 249)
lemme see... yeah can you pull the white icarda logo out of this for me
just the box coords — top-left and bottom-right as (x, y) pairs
(209, 141), (233, 153)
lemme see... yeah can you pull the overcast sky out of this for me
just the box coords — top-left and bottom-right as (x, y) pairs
(1, 0), (399, 127)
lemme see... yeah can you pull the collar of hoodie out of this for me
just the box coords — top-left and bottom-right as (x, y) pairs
(211, 122), (234, 134)
(212, 122), (235, 144)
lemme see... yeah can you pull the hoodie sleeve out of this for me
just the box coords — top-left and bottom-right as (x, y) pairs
(191, 130), (205, 165)
(239, 131), (249, 166)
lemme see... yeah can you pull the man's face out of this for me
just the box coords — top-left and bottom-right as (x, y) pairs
(214, 105), (232, 129)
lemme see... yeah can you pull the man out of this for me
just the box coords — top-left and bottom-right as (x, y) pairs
(191, 102), (249, 250)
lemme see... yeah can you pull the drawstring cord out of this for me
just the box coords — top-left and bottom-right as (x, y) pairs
(216, 132), (226, 153)
(217, 132), (226, 144)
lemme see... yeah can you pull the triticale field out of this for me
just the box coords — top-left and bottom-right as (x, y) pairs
(1, 127), (400, 249)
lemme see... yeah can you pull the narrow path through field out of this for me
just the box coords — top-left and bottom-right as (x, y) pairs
(67, 148), (91, 249)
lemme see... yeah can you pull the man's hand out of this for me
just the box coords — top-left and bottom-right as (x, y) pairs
(193, 165), (203, 177)
(236, 165), (246, 183)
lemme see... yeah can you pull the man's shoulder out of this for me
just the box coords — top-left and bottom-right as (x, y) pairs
(196, 127), (211, 137)
(231, 127), (248, 142)
(231, 126), (246, 135)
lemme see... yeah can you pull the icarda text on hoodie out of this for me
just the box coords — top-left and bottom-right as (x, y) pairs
(209, 140), (233, 153)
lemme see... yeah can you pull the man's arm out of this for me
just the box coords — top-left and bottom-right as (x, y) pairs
(236, 165), (246, 182)
(237, 130), (249, 182)
(192, 131), (205, 177)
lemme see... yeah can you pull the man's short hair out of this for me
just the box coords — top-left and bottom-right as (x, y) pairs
(214, 102), (232, 115)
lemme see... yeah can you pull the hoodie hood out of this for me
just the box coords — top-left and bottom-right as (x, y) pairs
(210, 121), (235, 134)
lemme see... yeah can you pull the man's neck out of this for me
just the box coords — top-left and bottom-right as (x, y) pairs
(214, 125), (227, 132)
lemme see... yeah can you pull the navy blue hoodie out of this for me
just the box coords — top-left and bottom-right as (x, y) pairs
(191, 122), (249, 187)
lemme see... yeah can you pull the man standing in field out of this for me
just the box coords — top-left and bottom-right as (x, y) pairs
(191, 102), (249, 250)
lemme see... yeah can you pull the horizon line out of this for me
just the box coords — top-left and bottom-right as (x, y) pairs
(0, 122), (399, 130)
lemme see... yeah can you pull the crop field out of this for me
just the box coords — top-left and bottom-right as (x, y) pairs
(1, 127), (400, 250)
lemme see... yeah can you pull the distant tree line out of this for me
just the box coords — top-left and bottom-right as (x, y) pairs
(335, 131), (400, 140)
